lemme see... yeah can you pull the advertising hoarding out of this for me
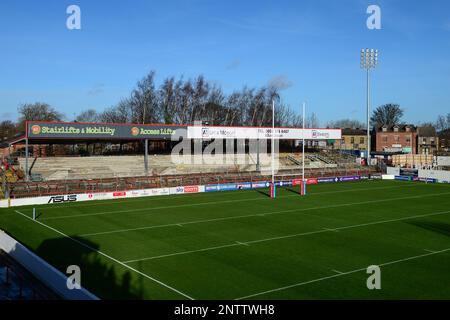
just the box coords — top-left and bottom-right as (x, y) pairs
(187, 126), (341, 140)
(27, 121), (185, 140)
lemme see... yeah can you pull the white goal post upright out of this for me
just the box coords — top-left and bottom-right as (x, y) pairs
(302, 102), (306, 196)
(271, 99), (276, 199)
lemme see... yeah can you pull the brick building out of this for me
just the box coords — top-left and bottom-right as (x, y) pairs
(438, 129), (450, 152)
(333, 128), (368, 151)
(375, 124), (417, 154)
(417, 126), (439, 155)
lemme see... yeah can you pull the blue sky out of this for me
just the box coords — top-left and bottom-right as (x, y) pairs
(0, 0), (449, 125)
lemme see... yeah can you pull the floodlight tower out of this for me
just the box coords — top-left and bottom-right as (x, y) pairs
(360, 48), (379, 165)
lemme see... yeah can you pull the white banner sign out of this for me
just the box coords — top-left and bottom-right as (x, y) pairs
(187, 126), (341, 140)
(6, 186), (205, 207)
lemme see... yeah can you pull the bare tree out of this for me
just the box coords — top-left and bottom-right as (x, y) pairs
(75, 109), (99, 123)
(159, 77), (176, 124)
(306, 113), (319, 128)
(371, 103), (404, 128)
(130, 71), (159, 124)
(12, 73), (326, 131)
(99, 99), (131, 123)
(191, 75), (209, 122)
(17, 103), (63, 130)
(436, 113), (450, 131)
(0, 120), (17, 141)
(327, 119), (365, 129)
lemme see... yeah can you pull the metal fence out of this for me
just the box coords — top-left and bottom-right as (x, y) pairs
(7, 167), (378, 199)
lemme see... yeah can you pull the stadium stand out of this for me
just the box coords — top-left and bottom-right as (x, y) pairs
(17, 153), (362, 181)
(6, 167), (377, 199)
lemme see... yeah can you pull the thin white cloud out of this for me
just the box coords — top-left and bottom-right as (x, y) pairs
(226, 59), (241, 70)
(87, 83), (105, 96)
(268, 75), (293, 91)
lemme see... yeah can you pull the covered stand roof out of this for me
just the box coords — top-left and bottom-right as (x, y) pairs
(5, 121), (342, 146)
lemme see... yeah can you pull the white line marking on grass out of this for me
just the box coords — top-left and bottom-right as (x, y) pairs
(39, 184), (423, 220)
(236, 241), (249, 246)
(323, 228), (339, 232)
(13, 210), (194, 300)
(331, 269), (343, 274)
(122, 209), (450, 264)
(424, 249), (437, 253)
(80, 191), (450, 237)
(125, 243), (241, 262)
(234, 248), (450, 300)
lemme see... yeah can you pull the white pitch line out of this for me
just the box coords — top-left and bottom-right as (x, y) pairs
(39, 183), (422, 220)
(79, 191), (450, 237)
(125, 243), (242, 262)
(13, 210), (194, 300)
(122, 209), (450, 264)
(235, 248), (450, 300)
(331, 269), (343, 274)
(323, 228), (339, 232)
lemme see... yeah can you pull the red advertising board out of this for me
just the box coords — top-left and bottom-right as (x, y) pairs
(293, 178), (318, 185)
(184, 186), (199, 193)
(113, 191), (127, 197)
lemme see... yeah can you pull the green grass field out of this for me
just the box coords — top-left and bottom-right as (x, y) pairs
(1, 180), (449, 300)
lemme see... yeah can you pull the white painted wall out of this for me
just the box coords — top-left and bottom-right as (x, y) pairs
(386, 166), (400, 176)
(418, 169), (450, 182)
(436, 156), (450, 166)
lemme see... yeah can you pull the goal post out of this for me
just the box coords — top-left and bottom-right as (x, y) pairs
(273, 173), (308, 196)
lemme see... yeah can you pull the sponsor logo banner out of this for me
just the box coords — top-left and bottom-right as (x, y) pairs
(113, 191), (127, 197)
(318, 177), (338, 183)
(418, 177), (437, 183)
(236, 182), (252, 190)
(338, 176), (361, 182)
(275, 181), (292, 187)
(48, 194), (77, 204)
(395, 175), (412, 181)
(27, 121), (185, 140)
(174, 186), (185, 194)
(217, 183), (238, 191)
(292, 179), (318, 186)
(205, 185), (219, 192)
(184, 186), (199, 193)
(187, 126), (341, 140)
(251, 181), (268, 189)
